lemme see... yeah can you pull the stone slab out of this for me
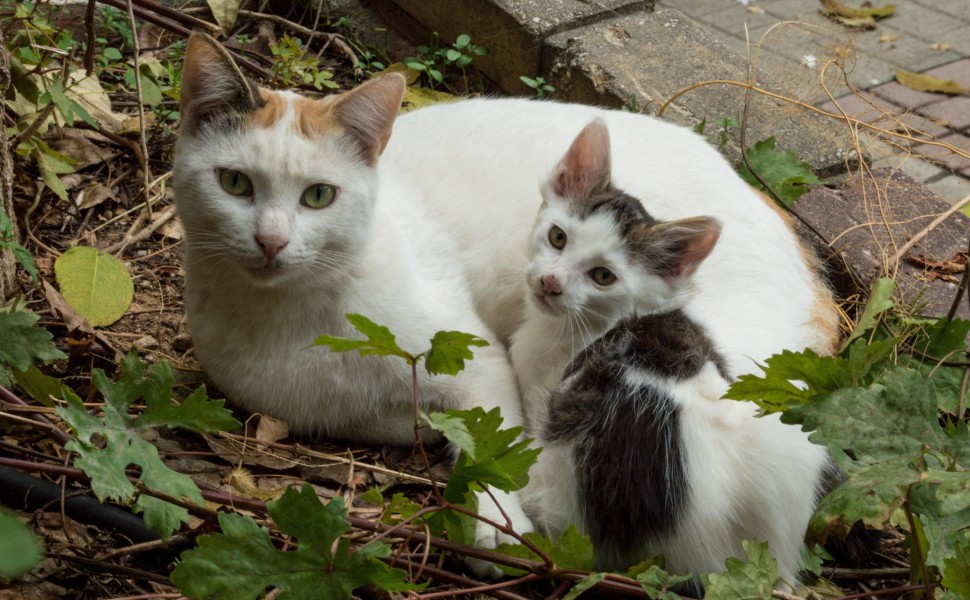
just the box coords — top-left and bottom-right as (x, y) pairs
(374, 0), (651, 94)
(543, 10), (857, 176)
(796, 168), (970, 323)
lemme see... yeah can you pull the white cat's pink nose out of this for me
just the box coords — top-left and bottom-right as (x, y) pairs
(541, 274), (562, 296)
(257, 236), (289, 260)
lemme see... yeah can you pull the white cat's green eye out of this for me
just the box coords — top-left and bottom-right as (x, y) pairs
(548, 225), (567, 250)
(219, 169), (252, 196)
(303, 183), (337, 209)
(589, 267), (617, 286)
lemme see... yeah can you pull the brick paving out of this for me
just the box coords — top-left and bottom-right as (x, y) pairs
(658, 0), (970, 207)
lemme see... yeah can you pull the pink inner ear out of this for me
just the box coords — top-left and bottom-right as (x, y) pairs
(675, 227), (720, 278)
(552, 119), (612, 200)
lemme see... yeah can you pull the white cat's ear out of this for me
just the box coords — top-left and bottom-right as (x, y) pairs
(637, 216), (721, 280)
(179, 33), (259, 134)
(330, 73), (407, 164)
(551, 118), (612, 201)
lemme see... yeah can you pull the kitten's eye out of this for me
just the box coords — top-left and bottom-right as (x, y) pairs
(548, 225), (567, 250)
(218, 169), (252, 196)
(303, 183), (337, 209)
(589, 267), (617, 286)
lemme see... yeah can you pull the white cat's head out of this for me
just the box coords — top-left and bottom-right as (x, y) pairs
(527, 119), (721, 328)
(172, 33), (405, 289)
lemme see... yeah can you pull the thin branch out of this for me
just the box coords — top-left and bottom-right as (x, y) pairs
(891, 193), (970, 264)
(124, 0), (153, 220)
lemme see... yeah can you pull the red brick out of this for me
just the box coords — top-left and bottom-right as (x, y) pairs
(885, 112), (952, 148)
(911, 133), (970, 172)
(917, 95), (970, 131)
(924, 58), (970, 89)
(817, 93), (900, 125)
(870, 80), (947, 110)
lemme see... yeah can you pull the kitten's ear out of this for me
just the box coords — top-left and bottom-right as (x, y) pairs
(180, 33), (260, 134)
(637, 216), (721, 280)
(551, 118), (612, 201)
(330, 73), (406, 164)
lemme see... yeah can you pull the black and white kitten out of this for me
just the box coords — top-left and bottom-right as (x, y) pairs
(515, 120), (830, 590)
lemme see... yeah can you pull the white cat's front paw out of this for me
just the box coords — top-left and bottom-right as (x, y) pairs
(465, 490), (535, 579)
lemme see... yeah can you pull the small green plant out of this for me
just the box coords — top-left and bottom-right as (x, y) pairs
(520, 75), (555, 100)
(622, 93), (641, 113)
(269, 34), (339, 90)
(0, 209), (37, 283)
(405, 32), (487, 90)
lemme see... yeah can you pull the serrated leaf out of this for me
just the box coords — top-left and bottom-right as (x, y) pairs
(172, 485), (415, 599)
(0, 306), (66, 385)
(494, 526), (592, 576)
(563, 573), (607, 599)
(206, 0), (241, 35)
(637, 564), (692, 600)
(896, 69), (967, 95)
(136, 361), (239, 432)
(0, 510), (43, 578)
(703, 540), (777, 600)
(423, 410), (476, 459)
(55, 353), (230, 539)
(54, 246), (133, 327)
(943, 539), (970, 596)
(737, 136), (821, 208)
(313, 313), (411, 362)
(425, 330), (489, 376)
(443, 407), (540, 503)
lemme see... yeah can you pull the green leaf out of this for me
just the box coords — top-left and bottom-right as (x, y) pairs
(206, 0), (241, 35)
(494, 526), (592, 576)
(442, 407), (540, 503)
(943, 539), (970, 597)
(563, 573), (607, 599)
(313, 313), (412, 362)
(11, 365), (70, 407)
(0, 510), (43, 578)
(172, 485), (415, 599)
(0, 306), (66, 385)
(637, 564), (693, 600)
(10, 242), (38, 283)
(703, 540), (778, 600)
(425, 330), (488, 376)
(737, 136), (822, 208)
(30, 139), (75, 200)
(724, 338), (893, 413)
(54, 246), (133, 327)
(55, 353), (230, 539)
(843, 277), (895, 348)
(136, 361), (240, 432)
(138, 74), (164, 106)
(423, 410), (476, 459)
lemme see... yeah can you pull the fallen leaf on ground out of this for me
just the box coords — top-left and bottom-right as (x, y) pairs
(879, 34), (900, 43)
(831, 14), (876, 28)
(896, 69), (967, 95)
(820, 0), (895, 19)
(42, 279), (94, 333)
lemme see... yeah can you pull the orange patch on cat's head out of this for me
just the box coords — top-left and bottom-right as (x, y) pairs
(246, 89), (341, 137)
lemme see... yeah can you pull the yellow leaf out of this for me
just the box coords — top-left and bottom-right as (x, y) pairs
(895, 69), (967, 95)
(401, 86), (460, 113)
(820, 0), (895, 19)
(54, 247), (133, 327)
(832, 14), (876, 28)
(377, 62), (421, 86)
(206, 0), (241, 35)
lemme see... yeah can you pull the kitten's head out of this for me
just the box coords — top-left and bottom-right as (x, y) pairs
(527, 119), (721, 328)
(172, 33), (405, 288)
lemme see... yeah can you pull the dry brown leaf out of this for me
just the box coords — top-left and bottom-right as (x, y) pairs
(896, 69), (967, 95)
(878, 34), (900, 43)
(43, 279), (94, 333)
(820, 0), (895, 18)
(49, 131), (117, 170)
(77, 183), (116, 210)
(256, 415), (290, 444)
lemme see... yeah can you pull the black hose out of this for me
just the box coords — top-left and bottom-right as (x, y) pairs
(0, 465), (159, 544)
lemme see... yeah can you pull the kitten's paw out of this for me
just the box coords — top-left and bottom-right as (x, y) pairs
(465, 490), (535, 579)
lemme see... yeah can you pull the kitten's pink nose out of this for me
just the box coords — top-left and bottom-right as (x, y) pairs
(256, 235), (288, 260)
(541, 274), (562, 296)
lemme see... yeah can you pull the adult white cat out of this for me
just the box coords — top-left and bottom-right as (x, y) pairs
(173, 35), (530, 567)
